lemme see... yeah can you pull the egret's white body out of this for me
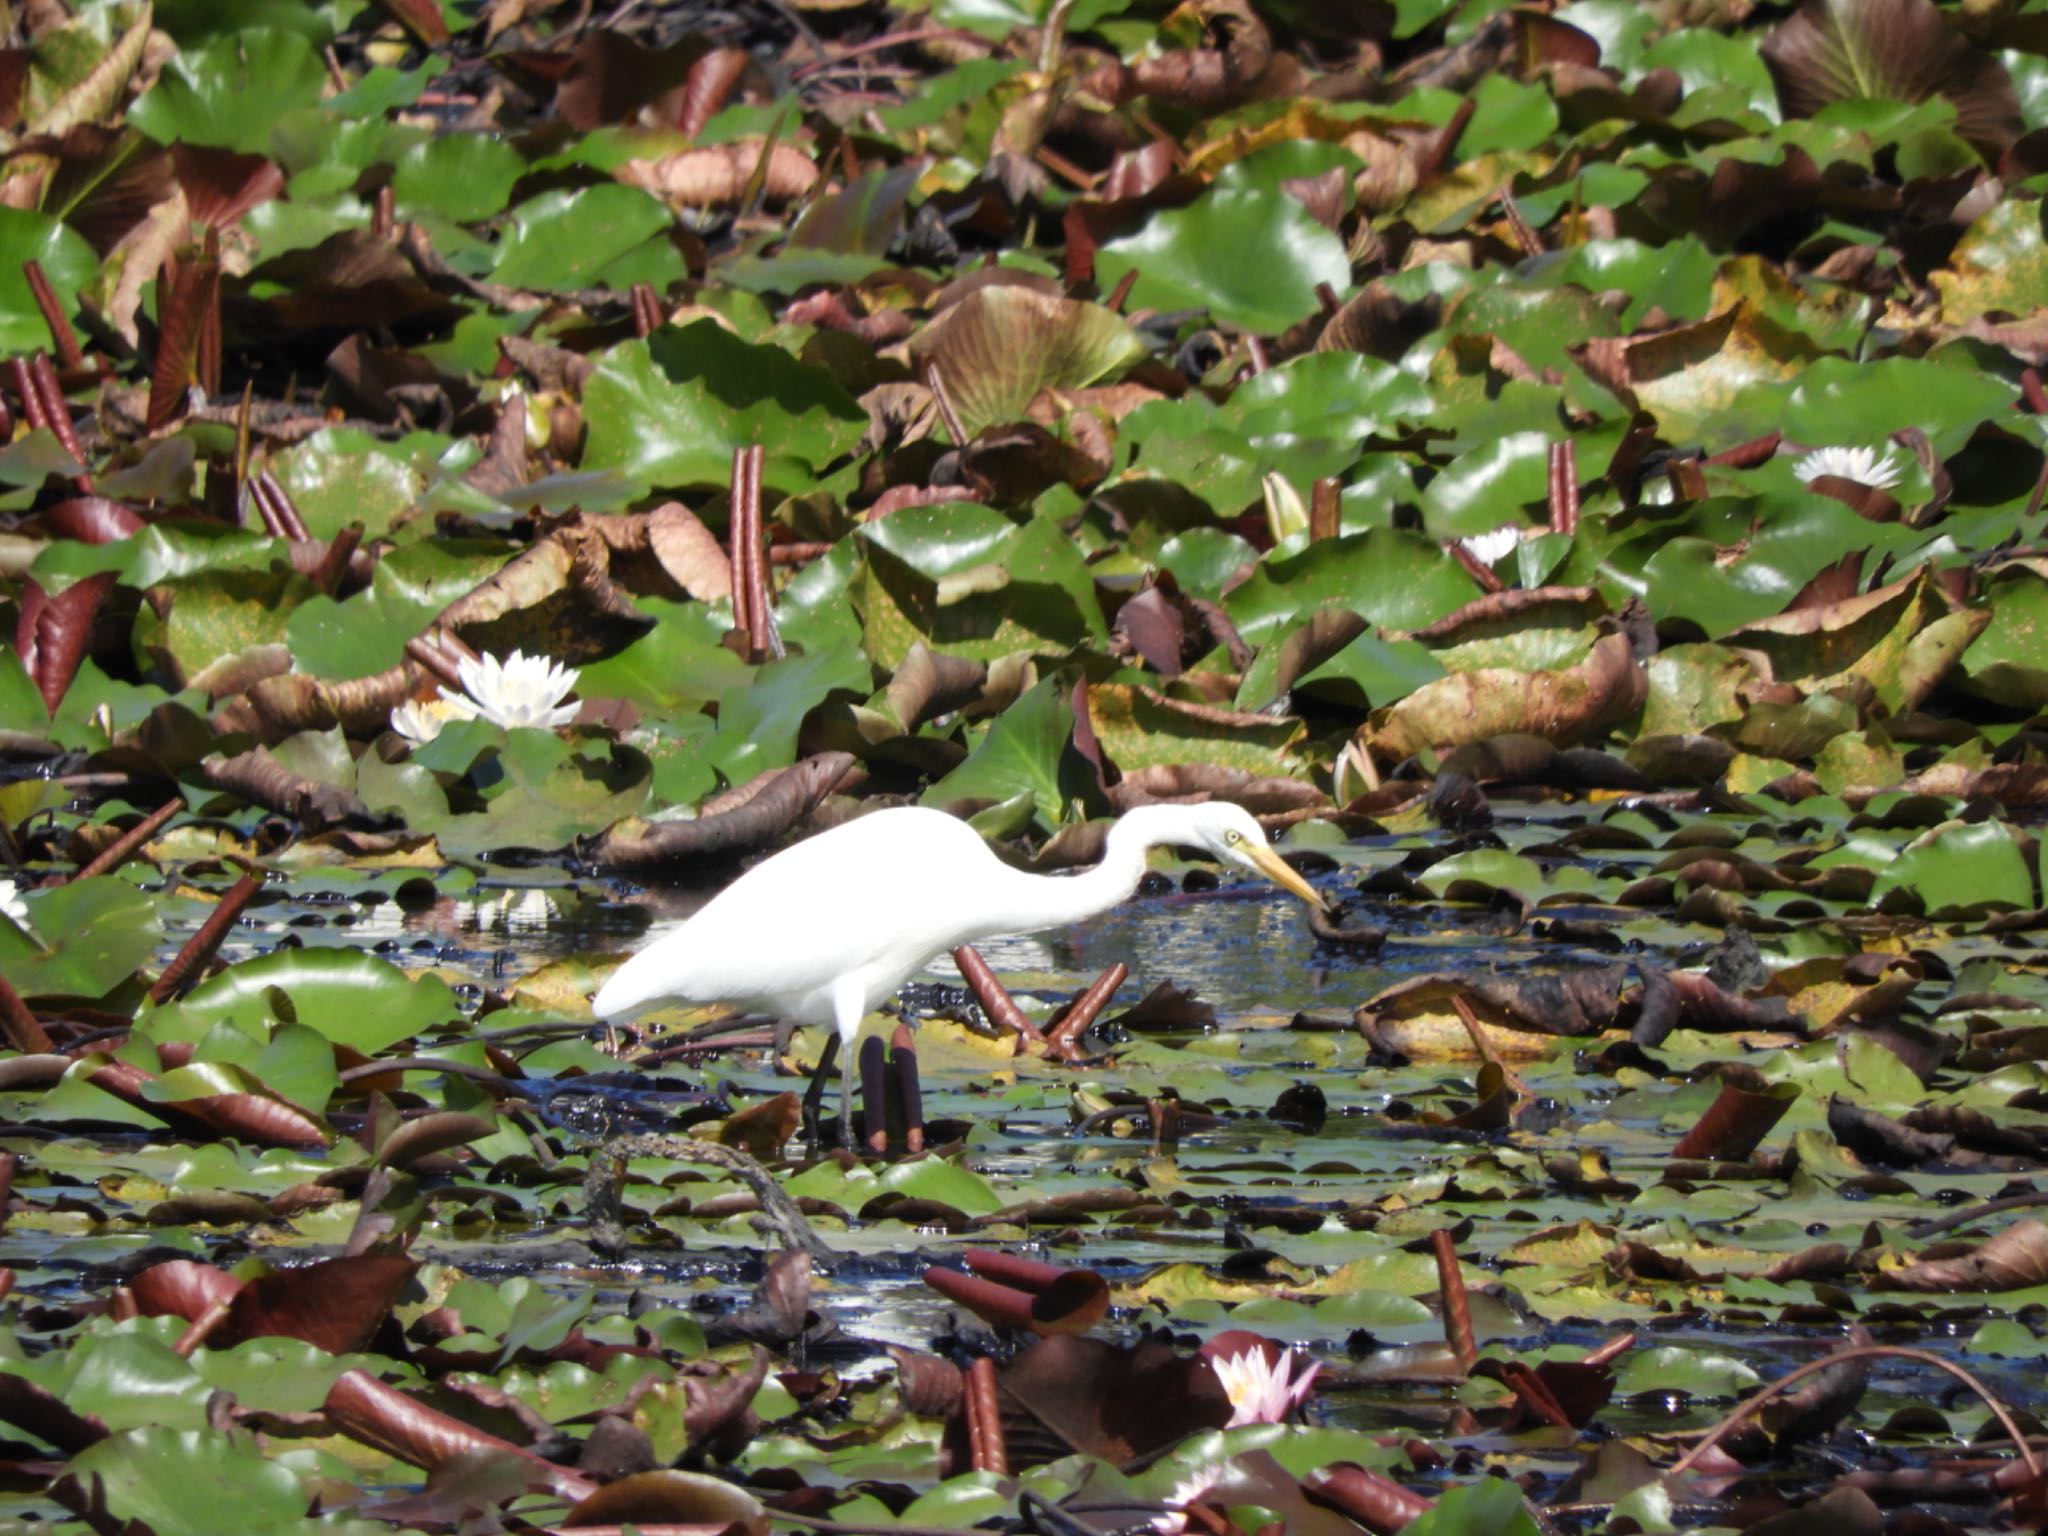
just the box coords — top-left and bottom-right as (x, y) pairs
(590, 802), (1326, 1136)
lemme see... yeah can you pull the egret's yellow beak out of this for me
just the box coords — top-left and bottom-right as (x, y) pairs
(1244, 844), (1331, 912)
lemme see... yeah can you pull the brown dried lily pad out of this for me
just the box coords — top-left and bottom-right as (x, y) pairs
(908, 284), (1146, 441)
(615, 140), (820, 209)
(584, 752), (860, 874)
(1361, 629), (1647, 764)
(1761, 0), (2021, 156)
(1356, 967), (1629, 1060)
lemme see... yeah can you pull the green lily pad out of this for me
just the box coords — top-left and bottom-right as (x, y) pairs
(1097, 188), (1350, 336)
(150, 950), (462, 1055)
(61, 1426), (328, 1536)
(1226, 529), (1480, 646)
(1867, 821), (2033, 915)
(126, 27), (328, 153)
(0, 877), (162, 1001)
(581, 323), (867, 494)
(0, 208), (98, 357)
(491, 184), (678, 292)
(924, 675), (1093, 829)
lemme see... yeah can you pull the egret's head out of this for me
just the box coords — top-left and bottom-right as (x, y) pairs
(1189, 803), (1329, 911)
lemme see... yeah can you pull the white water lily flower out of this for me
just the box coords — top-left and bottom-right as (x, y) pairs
(0, 878), (33, 935)
(444, 650), (581, 732)
(1793, 444), (1903, 489)
(1213, 1345), (1319, 1427)
(1458, 523), (1523, 565)
(1151, 1464), (1229, 1534)
(390, 693), (481, 745)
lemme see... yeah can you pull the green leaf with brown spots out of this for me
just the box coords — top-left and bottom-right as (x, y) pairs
(1935, 200), (2048, 323)
(1088, 683), (1309, 778)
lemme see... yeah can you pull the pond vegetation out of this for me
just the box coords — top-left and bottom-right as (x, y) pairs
(4, 0), (2048, 1532)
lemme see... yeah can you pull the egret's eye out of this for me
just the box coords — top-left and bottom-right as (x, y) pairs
(1225, 830), (1243, 845)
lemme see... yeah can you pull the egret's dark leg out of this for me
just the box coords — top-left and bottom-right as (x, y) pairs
(827, 980), (866, 1155)
(801, 1033), (840, 1155)
(839, 1037), (855, 1152)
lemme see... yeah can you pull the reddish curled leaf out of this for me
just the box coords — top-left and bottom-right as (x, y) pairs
(1118, 0), (1274, 114)
(1498, 1360), (1572, 1429)
(887, 645), (988, 732)
(16, 573), (112, 715)
(1113, 585), (1191, 675)
(324, 1368), (596, 1501)
(924, 1253), (1110, 1335)
(0, 1370), (107, 1454)
(1516, 11), (1600, 70)
(1302, 1463), (1436, 1533)
(130, 1259), (242, 1322)
(86, 1057), (329, 1149)
(1827, 1096), (1955, 1166)
(1364, 628), (1646, 762)
(374, 1111), (497, 1170)
(172, 144), (285, 230)
(889, 1348), (966, 1418)
(996, 1334), (1234, 1466)
(208, 663), (424, 744)
(216, 1255), (420, 1354)
(1762, 1332), (1870, 1447)
(0, 974), (52, 1054)
(683, 1345), (770, 1450)
(615, 140), (820, 209)
(146, 253), (220, 430)
(1670, 1079), (1799, 1161)
(677, 47), (750, 138)
(1107, 764), (1327, 816)
(543, 31), (708, 129)
(43, 495), (144, 544)
(1431, 1230), (1476, 1372)
(560, 1470), (768, 1536)
(636, 502), (734, 601)
(720, 1091), (801, 1159)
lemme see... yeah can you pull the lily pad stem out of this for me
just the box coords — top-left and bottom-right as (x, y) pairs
(1663, 1344), (2039, 1483)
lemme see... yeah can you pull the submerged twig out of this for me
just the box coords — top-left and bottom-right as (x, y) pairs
(584, 1132), (834, 1264)
(69, 798), (186, 883)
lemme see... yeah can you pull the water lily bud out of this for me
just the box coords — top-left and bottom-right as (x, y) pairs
(1262, 472), (1309, 543)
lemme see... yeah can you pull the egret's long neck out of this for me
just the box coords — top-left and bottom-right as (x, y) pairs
(968, 807), (1187, 938)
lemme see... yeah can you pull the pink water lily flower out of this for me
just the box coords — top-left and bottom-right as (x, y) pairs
(1206, 1335), (1319, 1427)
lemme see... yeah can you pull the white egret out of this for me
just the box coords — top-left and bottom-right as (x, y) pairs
(590, 802), (1328, 1144)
